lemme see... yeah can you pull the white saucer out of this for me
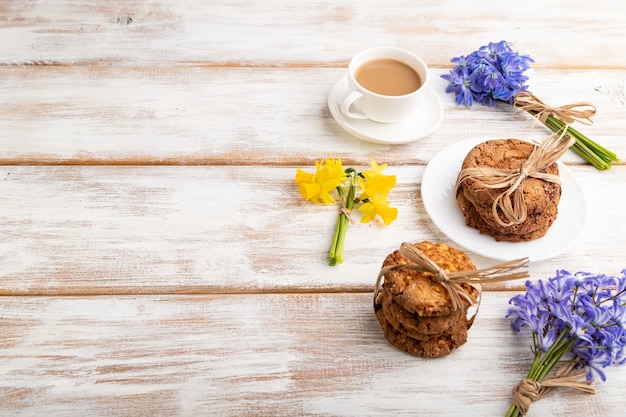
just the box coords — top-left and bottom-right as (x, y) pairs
(327, 75), (443, 145)
(421, 138), (589, 262)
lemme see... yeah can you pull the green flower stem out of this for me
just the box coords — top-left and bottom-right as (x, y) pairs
(505, 331), (575, 417)
(329, 169), (357, 266)
(526, 109), (619, 170)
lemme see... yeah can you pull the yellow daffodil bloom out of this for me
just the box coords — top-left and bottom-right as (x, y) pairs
(362, 158), (387, 181)
(358, 194), (398, 225)
(294, 157), (348, 204)
(358, 174), (396, 201)
(360, 158), (396, 200)
(323, 156), (347, 181)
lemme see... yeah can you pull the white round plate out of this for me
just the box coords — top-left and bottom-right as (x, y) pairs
(327, 75), (443, 144)
(421, 138), (589, 262)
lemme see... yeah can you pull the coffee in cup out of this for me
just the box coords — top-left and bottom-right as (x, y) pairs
(355, 58), (422, 96)
(340, 47), (429, 123)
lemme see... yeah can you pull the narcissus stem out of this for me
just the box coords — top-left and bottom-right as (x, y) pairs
(329, 169), (357, 266)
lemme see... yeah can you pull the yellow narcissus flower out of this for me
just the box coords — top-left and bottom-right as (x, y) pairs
(358, 194), (398, 225)
(294, 157), (347, 204)
(322, 156), (347, 181)
(294, 156), (397, 265)
(358, 175), (396, 201)
(358, 159), (396, 201)
(362, 158), (387, 180)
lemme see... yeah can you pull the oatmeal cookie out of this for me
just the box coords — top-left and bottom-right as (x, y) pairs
(375, 305), (468, 358)
(382, 241), (478, 317)
(379, 286), (464, 336)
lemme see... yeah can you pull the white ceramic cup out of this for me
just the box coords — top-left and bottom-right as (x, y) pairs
(340, 47), (430, 124)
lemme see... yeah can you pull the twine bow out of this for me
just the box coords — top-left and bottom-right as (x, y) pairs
(456, 133), (575, 227)
(514, 91), (596, 125)
(374, 242), (529, 312)
(512, 361), (596, 416)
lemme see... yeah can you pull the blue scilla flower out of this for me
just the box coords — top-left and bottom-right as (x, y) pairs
(450, 54), (470, 69)
(442, 40), (533, 107)
(574, 325), (625, 381)
(545, 273), (576, 305)
(617, 269), (626, 292)
(478, 40), (513, 62)
(610, 299), (626, 330)
(441, 67), (474, 106)
(507, 269), (626, 385)
(536, 319), (559, 353)
(482, 69), (506, 91)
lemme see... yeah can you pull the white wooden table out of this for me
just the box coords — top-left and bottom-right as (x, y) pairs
(1, 1), (626, 416)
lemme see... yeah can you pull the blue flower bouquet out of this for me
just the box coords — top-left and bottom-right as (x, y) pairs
(505, 270), (626, 416)
(442, 41), (619, 170)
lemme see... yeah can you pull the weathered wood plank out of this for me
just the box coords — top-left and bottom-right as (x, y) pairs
(0, 66), (623, 166)
(1, 165), (623, 295)
(1, 292), (624, 416)
(1, 1), (625, 416)
(1, 0), (625, 68)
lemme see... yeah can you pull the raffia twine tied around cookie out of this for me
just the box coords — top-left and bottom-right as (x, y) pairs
(511, 360), (595, 416)
(514, 91), (596, 126)
(456, 132), (575, 227)
(374, 242), (529, 312)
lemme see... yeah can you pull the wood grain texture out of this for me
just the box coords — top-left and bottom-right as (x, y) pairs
(0, 66), (624, 165)
(1, 0), (625, 68)
(1, 164), (624, 295)
(1, 292), (625, 417)
(1, 1), (626, 415)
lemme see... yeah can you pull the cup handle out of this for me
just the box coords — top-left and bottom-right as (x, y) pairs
(340, 90), (367, 120)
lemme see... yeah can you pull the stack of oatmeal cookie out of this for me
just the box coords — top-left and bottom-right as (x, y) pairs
(456, 139), (562, 242)
(374, 241), (479, 358)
